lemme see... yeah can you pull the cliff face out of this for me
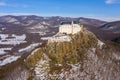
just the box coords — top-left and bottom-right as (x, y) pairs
(26, 30), (120, 80)
(33, 48), (120, 80)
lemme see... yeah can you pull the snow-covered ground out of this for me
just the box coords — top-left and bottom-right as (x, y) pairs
(0, 48), (13, 55)
(54, 35), (71, 39)
(0, 33), (42, 66)
(41, 21), (50, 26)
(30, 23), (48, 30)
(0, 43), (41, 66)
(34, 55), (82, 80)
(0, 34), (28, 66)
(2, 17), (18, 23)
(0, 34), (27, 46)
(0, 41), (27, 45)
(41, 32), (62, 41)
(0, 55), (20, 66)
(34, 54), (50, 80)
(1, 28), (6, 30)
(0, 50), (7, 55)
(26, 23), (50, 35)
(31, 32), (47, 35)
(97, 40), (104, 49)
(41, 37), (51, 40)
(18, 43), (41, 53)
(0, 34), (8, 40)
(48, 33), (72, 43)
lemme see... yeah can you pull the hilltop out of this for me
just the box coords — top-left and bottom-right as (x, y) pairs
(24, 29), (120, 80)
(0, 28), (120, 80)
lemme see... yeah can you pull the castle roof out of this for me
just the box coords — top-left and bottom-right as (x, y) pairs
(60, 21), (79, 25)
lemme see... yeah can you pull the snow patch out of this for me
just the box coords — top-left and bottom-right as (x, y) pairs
(108, 26), (114, 29)
(0, 34), (26, 46)
(92, 48), (96, 53)
(3, 17), (18, 23)
(18, 43), (40, 53)
(41, 37), (50, 40)
(1, 28), (6, 30)
(55, 35), (71, 39)
(0, 56), (20, 66)
(34, 54), (50, 80)
(0, 34), (8, 40)
(13, 21), (21, 24)
(0, 50), (7, 55)
(41, 21), (49, 25)
(112, 53), (120, 60)
(32, 23), (48, 29)
(0, 48), (13, 55)
(97, 40), (104, 49)
(22, 16), (27, 20)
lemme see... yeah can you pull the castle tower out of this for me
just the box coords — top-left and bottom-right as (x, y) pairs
(71, 21), (74, 34)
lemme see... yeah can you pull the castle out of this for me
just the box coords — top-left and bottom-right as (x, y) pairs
(59, 21), (83, 34)
(48, 21), (83, 43)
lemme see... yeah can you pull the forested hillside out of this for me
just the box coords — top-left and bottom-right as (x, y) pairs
(26, 30), (120, 80)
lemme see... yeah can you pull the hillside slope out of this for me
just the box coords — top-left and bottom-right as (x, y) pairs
(26, 30), (120, 80)
(100, 21), (120, 42)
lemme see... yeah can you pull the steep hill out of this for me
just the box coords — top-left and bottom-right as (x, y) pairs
(25, 30), (120, 80)
(0, 29), (120, 80)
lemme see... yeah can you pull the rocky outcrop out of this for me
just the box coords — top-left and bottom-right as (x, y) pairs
(26, 30), (120, 80)
(33, 47), (120, 80)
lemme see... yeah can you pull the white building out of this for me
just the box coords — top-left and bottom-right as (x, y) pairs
(48, 33), (71, 43)
(48, 21), (83, 43)
(59, 21), (83, 34)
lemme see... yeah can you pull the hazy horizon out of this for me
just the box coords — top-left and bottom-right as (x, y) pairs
(0, 0), (120, 21)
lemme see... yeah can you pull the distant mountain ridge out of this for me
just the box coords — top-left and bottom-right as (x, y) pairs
(0, 15), (120, 43)
(100, 21), (120, 43)
(0, 15), (107, 36)
(0, 15), (107, 27)
(100, 21), (120, 33)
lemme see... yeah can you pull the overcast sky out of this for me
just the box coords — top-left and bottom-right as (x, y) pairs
(0, 0), (120, 21)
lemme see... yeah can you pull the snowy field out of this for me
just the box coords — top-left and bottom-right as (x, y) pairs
(0, 43), (41, 67)
(18, 43), (41, 53)
(0, 33), (43, 67)
(0, 48), (13, 55)
(0, 55), (20, 66)
(0, 34), (27, 46)
(0, 34), (27, 66)
(41, 37), (51, 40)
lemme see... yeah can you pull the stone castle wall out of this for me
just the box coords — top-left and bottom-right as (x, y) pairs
(59, 24), (83, 34)
(48, 23), (83, 43)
